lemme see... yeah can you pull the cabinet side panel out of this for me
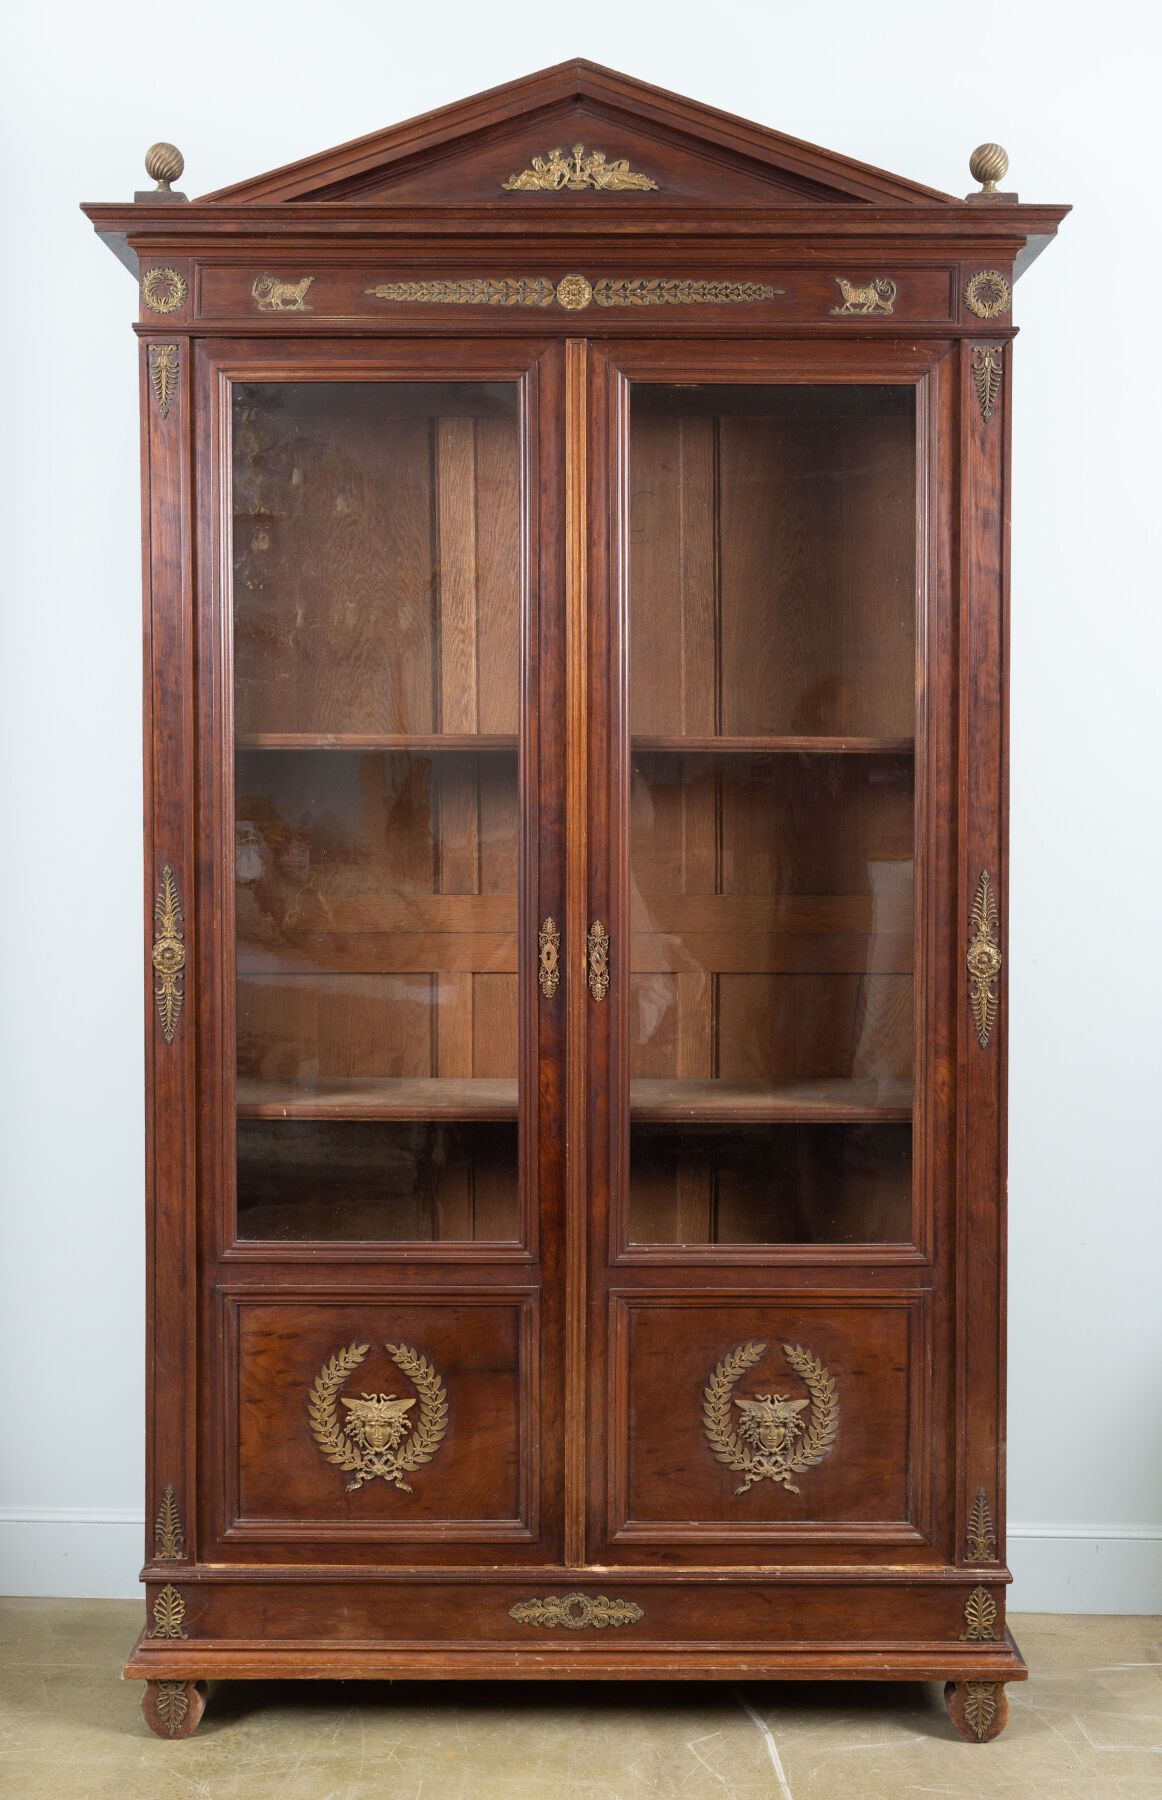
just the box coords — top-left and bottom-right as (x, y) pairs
(957, 322), (1012, 1587)
(141, 308), (197, 1576)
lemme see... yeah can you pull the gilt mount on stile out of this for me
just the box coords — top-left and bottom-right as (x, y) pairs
(81, 59), (1067, 1745)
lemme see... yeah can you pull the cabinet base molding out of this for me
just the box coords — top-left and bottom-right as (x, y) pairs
(127, 1629), (1026, 1687)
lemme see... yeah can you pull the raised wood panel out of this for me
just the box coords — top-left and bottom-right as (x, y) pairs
(608, 1293), (926, 1544)
(225, 1294), (536, 1540)
(235, 752), (519, 1083)
(233, 385), (518, 736)
(631, 386), (915, 739)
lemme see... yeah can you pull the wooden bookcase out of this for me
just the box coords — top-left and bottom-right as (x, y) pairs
(82, 62), (1066, 1742)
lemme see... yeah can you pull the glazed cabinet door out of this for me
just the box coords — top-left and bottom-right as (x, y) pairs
(582, 341), (958, 1567)
(192, 339), (566, 1565)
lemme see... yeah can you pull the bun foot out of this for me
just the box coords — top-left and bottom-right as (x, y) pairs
(141, 1678), (208, 1739)
(944, 1678), (1010, 1742)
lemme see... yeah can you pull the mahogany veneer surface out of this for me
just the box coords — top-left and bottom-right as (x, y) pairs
(80, 57), (1066, 1722)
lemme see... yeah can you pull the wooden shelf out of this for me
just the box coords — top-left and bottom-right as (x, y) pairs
(238, 734), (909, 756)
(630, 1077), (913, 1123)
(633, 735), (915, 756)
(237, 1075), (911, 1124)
(236, 732), (518, 752)
(237, 1076), (519, 1120)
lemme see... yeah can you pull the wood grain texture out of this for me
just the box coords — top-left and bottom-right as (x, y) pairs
(141, 307), (198, 1571)
(610, 1293), (922, 1540)
(90, 63), (1065, 1699)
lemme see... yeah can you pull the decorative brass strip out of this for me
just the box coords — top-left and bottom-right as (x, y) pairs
(147, 344), (179, 419)
(971, 345), (1004, 422)
(308, 1341), (448, 1493)
(152, 865), (186, 1044)
(966, 869), (1002, 1049)
(963, 1682), (1000, 1740)
(509, 1594), (644, 1630)
(960, 1585), (1000, 1641)
(141, 267), (187, 315)
(586, 920), (610, 1001)
(830, 276), (897, 315)
(502, 144), (658, 192)
(252, 274), (314, 312)
(591, 278), (779, 308)
(153, 1484), (186, 1561)
(365, 276), (780, 313)
(153, 1680), (190, 1735)
(148, 1584), (188, 1640)
(964, 269), (1012, 319)
(967, 1486), (997, 1563)
(368, 277), (556, 307)
(538, 917), (561, 998)
(704, 1341), (839, 1496)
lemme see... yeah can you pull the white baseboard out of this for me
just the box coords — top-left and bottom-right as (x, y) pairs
(0, 1509), (144, 1600)
(2, 1511), (1159, 1612)
(1008, 1525), (1162, 1615)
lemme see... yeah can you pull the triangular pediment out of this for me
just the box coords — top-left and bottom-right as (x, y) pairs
(197, 60), (955, 208)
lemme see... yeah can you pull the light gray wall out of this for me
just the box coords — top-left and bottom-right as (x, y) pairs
(2, 0), (1159, 1610)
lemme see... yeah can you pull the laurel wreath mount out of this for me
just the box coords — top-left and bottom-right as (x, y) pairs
(702, 1340), (839, 1496)
(307, 1341), (449, 1493)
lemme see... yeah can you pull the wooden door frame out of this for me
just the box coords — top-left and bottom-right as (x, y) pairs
(172, 335), (571, 1568)
(578, 336), (967, 1571)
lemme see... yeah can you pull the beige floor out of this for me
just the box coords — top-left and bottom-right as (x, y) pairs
(0, 1603), (1158, 1799)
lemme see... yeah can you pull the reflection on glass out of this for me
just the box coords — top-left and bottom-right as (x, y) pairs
(627, 384), (916, 1246)
(232, 382), (521, 1242)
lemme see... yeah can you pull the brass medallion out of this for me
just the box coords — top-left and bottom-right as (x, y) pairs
(963, 1681), (1000, 1740)
(964, 269), (1012, 319)
(251, 274), (314, 312)
(830, 276), (897, 315)
(147, 343), (179, 418)
(586, 920), (610, 1001)
(502, 144), (658, 192)
(148, 1584), (188, 1640)
(153, 1680), (190, 1735)
(509, 1593), (644, 1629)
(308, 1341), (448, 1493)
(152, 865), (186, 1044)
(971, 344), (1004, 422)
(366, 276), (779, 312)
(555, 272), (594, 312)
(960, 1585), (1000, 1641)
(141, 267), (187, 315)
(966, 1486), (997, 1563)
(966, 869), (1002, 1049)
(538, 917), (561, 998)
(153, 1484), (186, 1561)
(704, 1341), (839, 1496)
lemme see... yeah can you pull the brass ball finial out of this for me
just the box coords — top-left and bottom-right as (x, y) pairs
(969, 143), (1009, 195)
(145, 142), (185, 192)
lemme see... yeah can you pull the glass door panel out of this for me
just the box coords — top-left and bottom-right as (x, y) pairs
(626, 383), (916, 1246)
(231, 381), (523, 1243)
